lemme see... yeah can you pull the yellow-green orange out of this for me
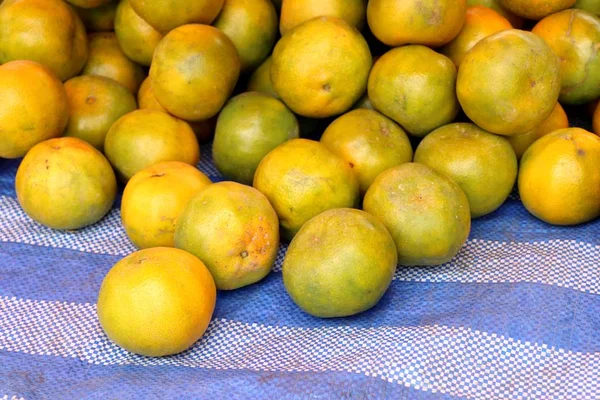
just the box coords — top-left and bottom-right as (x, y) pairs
(414, 123), (518, 218)
(279, 0), (366, 35)
(363, 163), (471, 266)
(247, 56), (280, 99)
(150, 24), (240, 121)
(74, 2), (117, 32)
(115, 0), (162, 66)
(121, 162), (211, 249)
(467, 0), (523, 28)
(457, 29), (561, 135)
(64, 75), (137, 150)
(213, 92), (299, 185)
(253, 139), (359, 240)
(97, 247), (216, 357)
(498, 0), (575, 20)
(0, 0), (88, 81)
(320, 109), (413, 195)
(16, 137), (116, 230)
(175, 182), (280, 290)
(282, 208), (397, 318)
(368, 45), (459, 137)
(0, 60), (68, 159)
(575, 0), (600, 16)
(518, 128), (600, 225)
(271, 16), (372, 118)
(129, 0), (224, 33)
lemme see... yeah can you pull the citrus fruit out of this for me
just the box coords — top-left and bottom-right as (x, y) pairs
(247, 56), (280, 100)
(149, 24), (240, 122)
(97, 247), (216, 357)
(575, 0), (600, 16)
(364, 163), (471, 266)
(414, 123), (518, 218)
(65, 0), (111, 8)
(104, 109), (200, 182)
(367, 0), (467, 47)
(368, 45), (459, 137)
(0, 0), (88, 81)
(122, 162), (211, 249)
(457, 29), (561, 136)
(507, 102), (569, 159)
(253, 138), (360, 240)
(441, 6), (512, 67)
(15, 137), (116, 230)
(175, 181), (279, 290)
(519, 128), (600, 225)
(213, 0), (278, 71)
(63, 75), (137, 151)
(74, 2), (116, 32)
(498, 0), (576, 20)
(0, 61), (68, 159)
(532, 9), (600, 105)
(594, 102), (600, 135)
(353, 94), (374, 111)
(129, 0), (224, 33)
(320, 109), (413, 195)
(279, 0), (366, 35)
(213, 92), (299, 185)
(270, 16), (372, 118)
(114, 0), (162, 67)
(282, 208), (397, 318)
(467, 0), (524, 28)
(82, 32), (145, 94)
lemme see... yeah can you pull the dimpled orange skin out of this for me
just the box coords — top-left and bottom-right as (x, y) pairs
(594, 102), (600, 135)
(114, 0), (163, 67)
(0, 0), (88, 81)
(532, 10), (600, 105)
(441, 6), (512, 67)
(15, 137), (117, 230)
(367, 0), (467, 47)
(457, 29), (561, 136)
(499, 0), (576, 20)
(279, 0), (366, 35)
(253, 139), (360, 241)
(74, 2), (117, 32)
(121, 161), (211, 249)
(104, 109), (200, 183)
(97, 247), (216, 357)
(467, 0), (524, 28)
(129, 0), (224, 33)
(519, 128), (600, 225)
(0, 61), (69, 159)
(270, 16), (372, 119)
(150, 24), (241, 122)
(175, 182), (280, 290)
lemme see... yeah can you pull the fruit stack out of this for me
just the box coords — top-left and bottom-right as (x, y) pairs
(0, 0), (598, 358)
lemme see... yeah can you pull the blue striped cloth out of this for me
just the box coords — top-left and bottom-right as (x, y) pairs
(1, 143), (599, 399)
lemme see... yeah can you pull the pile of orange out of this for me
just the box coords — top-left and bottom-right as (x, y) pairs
(0, 0), (599, 356)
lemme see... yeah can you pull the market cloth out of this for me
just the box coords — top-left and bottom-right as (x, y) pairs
(0, 143), (599, 399)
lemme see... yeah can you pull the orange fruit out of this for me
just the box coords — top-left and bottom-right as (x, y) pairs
(320, 109), (413, 195)
(367, 0), (467, 47)
(247, 56), (280, 100)
(441, 6), (512, 67)
(82, 32), (146, 94)
(129, 0), (224, 33)
(74, 2), (117, 32)
(594, 102), (600, 135)
(175, 181), (280, 290)
(65, 0), (111, 8)
(414, 123), (518, 218)
(104, 109), (200, 182)
(114, 0), (162, 66)
(121, 161), (211, 249)
(282, 208), (397, 318)
(498, 0), (576, 20)
(0, 60), (68, 159)
(532, 9), (600, 105)
(0, 0), (88, 81)
(253, 138), (360, 240)
(467, 0), (524, 28)
(15, 137), (116, 230)
(575, 0), (600, 17)
(507, 102), (569, 159)
(213, 0), (278, 71)
(97, 247), (216, 357)
(279, 0), (366, 35)
(363, 163), (471, 266)
(271, 16), (372, 118)
(457, 29), (561, 135)
(518, 128), (600, 225)
(368, 45), (459, 137)
(149, 24), (240, 122)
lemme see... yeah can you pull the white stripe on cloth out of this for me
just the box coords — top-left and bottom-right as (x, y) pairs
(0, 296), (598, 399)
(1, 195), (599, 293)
